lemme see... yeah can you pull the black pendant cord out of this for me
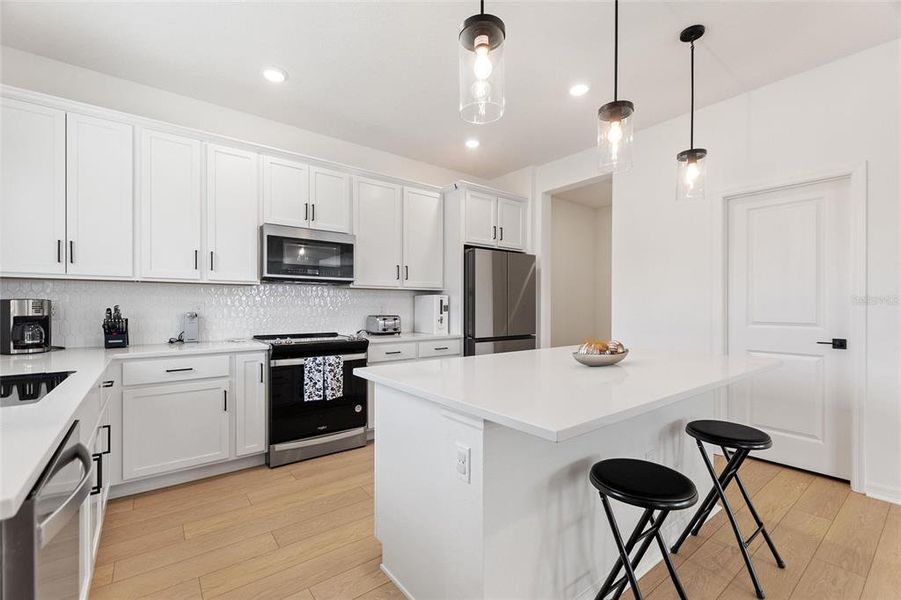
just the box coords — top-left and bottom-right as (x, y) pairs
(690, 39), (695, 149)
(613, 0), (619, 101)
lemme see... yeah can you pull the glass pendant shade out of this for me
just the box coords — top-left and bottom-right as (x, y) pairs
(676, 148), (707, 201)
(597, 100), (634, 171)
(459, 14), (506, 124)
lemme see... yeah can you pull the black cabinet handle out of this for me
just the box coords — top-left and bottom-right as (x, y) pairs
(69, 240), (74, 264)
(90, 453), (102, 495)
(101, 425), (111, 455)
(194, 250), (198, 270)
(405, 265), (409, 280)
(223, 389), (227, 411)
(304, 203), (309, 221)
(101, 380), (114, 388)
(492, 225), (497, 240)
(816, 338), (847, 350)
(396, 265), (400, 280)
(311, 204), (316, 221)
(259, 363), (264, 383)
(209, 251), (214, 271)
(57, 240), (62, 263)
(499, 226), (504, 241)
(165, 367), (194, 373)
(385, 351), (402, 355)
(434, 347), (449, 351)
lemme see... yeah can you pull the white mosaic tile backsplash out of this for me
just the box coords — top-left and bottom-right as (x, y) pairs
(0, 278), (415, 348)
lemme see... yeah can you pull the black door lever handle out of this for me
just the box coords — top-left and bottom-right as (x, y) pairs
(816, 338), (847, 349)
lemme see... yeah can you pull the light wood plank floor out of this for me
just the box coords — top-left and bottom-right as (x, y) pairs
(92, 444), (899, 599)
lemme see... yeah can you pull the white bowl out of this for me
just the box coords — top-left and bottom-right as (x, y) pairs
(572, 349), (629, 367)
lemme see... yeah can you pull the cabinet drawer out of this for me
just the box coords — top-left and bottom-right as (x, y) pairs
(417, 339), (462, 359)
(122, 354), (230, 386)
(368, 342), (417, 363)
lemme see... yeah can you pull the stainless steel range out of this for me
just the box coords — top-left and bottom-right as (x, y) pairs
(253, 332), (369, 467)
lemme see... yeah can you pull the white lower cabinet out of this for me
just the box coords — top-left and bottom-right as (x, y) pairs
(122, 378), (230, 480)
(235, 352), (267, 457)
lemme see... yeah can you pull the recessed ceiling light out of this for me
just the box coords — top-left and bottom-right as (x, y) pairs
(262, 67), (287, 84)
(569, 83), (590, 97)
(465, 139), (480, 149)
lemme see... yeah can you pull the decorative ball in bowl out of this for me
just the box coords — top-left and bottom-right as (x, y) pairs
(573, 339), (629, 367)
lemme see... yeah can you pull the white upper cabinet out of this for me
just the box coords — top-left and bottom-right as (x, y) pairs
(402, 187), (443, 289)
(0, 99), (66, 275)
(262, 156), (309, 228)
(66, 113), (134, 277)
(353, 177), (403, 287)
(235, 352), (267, 457)
(206, 144), (260, 283)
(497, 197), (526, 251)
(309, 166), (351, 233)
(464, 190), (498, 247)
(140, 130), (203, 280)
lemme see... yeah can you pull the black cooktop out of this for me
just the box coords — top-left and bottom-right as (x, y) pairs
(253, 332), (368, 359)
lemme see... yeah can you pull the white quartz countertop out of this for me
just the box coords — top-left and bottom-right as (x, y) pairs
(355, 346), (779, 443)
(0, 340), (268, 519)
(363, 333), (462, 345)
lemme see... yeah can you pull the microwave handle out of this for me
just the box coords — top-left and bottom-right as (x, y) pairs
(36, 444), (93, 549)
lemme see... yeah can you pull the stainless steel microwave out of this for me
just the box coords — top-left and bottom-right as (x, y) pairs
(261, 224), (355, 283)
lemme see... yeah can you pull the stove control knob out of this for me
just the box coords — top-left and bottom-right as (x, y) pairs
(355, 405), (362, 413)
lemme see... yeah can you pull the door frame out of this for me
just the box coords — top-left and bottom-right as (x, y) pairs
(711, 163), (868, 492)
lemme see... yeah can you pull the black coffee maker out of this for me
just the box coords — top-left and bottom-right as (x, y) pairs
(1, 299), (52, 354)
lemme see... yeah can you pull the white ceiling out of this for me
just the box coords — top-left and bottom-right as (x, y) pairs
(554, 177), (613, 208)
(1, 2), (897, 179)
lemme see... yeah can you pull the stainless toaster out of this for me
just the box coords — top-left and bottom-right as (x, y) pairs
(365, 315), (401, 335)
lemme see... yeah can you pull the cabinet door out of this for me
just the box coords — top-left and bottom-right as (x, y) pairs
(206, 144), (259, 283)
(262, 155), (309, 227)
(235, 352), (267, 457)
(66, 113), (134, 277)
(464, 190), (497, 247)
(353, 177), (402, 287)
(402, 187), (443, 289)
(309, 166), (351, 233)
(0, 98), (66, 275)
(497, 197), (526, 250)
(140, 130), (202, 280)
(122, 379), (230, 480)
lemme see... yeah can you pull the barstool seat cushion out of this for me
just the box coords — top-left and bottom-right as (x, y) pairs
(686, 420), (773, 450)
(589, 458), (698, 511)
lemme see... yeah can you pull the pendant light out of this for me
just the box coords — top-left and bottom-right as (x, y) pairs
(597, 0), (634, 171)
(459, 0), (506, 124)
(676, 24), (707, 201)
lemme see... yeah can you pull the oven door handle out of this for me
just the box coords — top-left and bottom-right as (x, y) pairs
(270, 353), (367, 367)
(36, 444), (93, 549)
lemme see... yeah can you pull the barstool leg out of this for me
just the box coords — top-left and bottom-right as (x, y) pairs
(723, 448), (786, 569)
(651, 514), (689, 600)
(608, 513), (667, 600)
(696, 442), (767, 600)
(596, 507), (653, 599)
(598, 495), (644, 600)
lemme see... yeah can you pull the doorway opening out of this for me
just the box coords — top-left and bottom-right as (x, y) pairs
(549, 176), (612, 347)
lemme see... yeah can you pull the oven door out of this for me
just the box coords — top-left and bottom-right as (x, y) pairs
(262, 225), (354, 282)
(268, 354), (367, 446)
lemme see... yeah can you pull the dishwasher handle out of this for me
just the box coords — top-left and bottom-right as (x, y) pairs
(36, 443), (93, 549)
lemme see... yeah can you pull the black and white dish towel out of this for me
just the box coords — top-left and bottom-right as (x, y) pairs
(303, 356), (344, 402)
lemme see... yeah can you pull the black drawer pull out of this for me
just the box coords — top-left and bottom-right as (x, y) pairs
(434, 346), (449, 351)
(90, 453), (102, 495)
(101, 424), (111, 455)
(385, 351), (403, 355)
(165, 367), (194, 373)
(101, 380), (114, 388)
(223, 389), (227, 412)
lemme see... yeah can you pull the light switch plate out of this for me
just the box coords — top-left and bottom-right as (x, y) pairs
(455, 443), (471, 483)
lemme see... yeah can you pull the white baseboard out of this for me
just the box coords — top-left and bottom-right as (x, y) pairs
(866, 482), (901, 506)
(380, 563), (415, 599)
(109, 453), (266, 499)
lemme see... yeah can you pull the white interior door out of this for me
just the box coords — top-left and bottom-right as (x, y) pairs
(354, 177), (403, 287)
(66, 113), (134, 277)
(0, 98), (66, 275)
(727, 177), (853, 479)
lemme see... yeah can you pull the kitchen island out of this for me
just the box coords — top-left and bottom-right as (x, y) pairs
(355, 347), (777, 600)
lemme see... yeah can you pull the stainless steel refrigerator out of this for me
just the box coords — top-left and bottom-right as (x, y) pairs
(464, 247), (537, 356)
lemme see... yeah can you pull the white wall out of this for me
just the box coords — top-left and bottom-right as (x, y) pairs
(526, 40), (900, 502)
(0, 47), (477, 187)
(594, 205), (612, 339)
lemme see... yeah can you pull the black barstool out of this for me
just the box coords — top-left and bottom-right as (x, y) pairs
(670, 420), (785, 599)
(590, 458), (698, 600)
